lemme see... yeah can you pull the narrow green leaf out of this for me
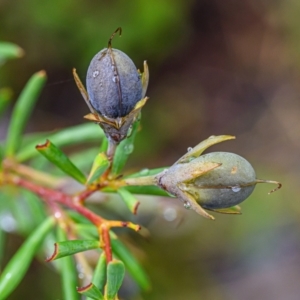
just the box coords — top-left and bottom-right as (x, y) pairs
(106, 260), (125, 300)
(99, 136), (108, 153)
(16, 123), (104, 162)
(74, 223), (151, 291)
(0, 88), (12, 117)
(126, 167), (167, 178)
(21, 189), (47, 225)
(68, 211), (94, 225)
(111, 117), (140, 176)
(90, 252), (107, 296)
(46, 239), (100, 261)
(8, 194), (35, 235)
(117, 188), (140, 214)
(5, 71), (47, 157)
(86, 153), (110, 185)
(110, 232), (151, 291)
(7, 190), (47, 236)
(78, 283), (104, 300)
(56, 227), (80, 300)
(104, 185), (170, 197)
(36, 139), (86, 184)
(0, 217), (55, 300)
(0, 42), (24, 62)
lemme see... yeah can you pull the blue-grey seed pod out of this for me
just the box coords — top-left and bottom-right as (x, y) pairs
(190, 152), (256, 209)
(156, 152), (256, 211)
(86, 48), (143, 119)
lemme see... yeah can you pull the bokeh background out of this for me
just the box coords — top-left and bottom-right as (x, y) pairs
(1, 0), (300, 299)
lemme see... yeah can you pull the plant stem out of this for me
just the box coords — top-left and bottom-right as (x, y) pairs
(9, 175), (104, 226)
(124, 175), (156, 186)
(3, 158), (62, 187)
(107, 139), (117, 161)
(100, 224), (112, 263)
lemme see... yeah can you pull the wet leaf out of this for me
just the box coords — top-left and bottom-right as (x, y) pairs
(111, 117), (140, 176)
(126, 167), (167, 178)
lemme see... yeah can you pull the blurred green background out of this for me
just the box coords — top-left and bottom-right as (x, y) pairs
(1, 0), (300, 299)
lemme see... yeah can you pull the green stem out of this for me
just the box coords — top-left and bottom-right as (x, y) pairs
(124, 175), (157, 186)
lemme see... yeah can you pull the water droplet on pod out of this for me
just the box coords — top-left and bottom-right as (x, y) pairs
(140, 168), (149, 175)
(0, 211), (17, 232)
(124, 144), (134, 154)
(183, 201), (192, 209)
(163, 207), (177, 221)
(231, 186), (241, 192)
(208, 135), (216, 139)
(92, 70), (99, 78)
(127, 125), (133, 137)
(187, 147), (193, 152)
(112, 76), (118, 83)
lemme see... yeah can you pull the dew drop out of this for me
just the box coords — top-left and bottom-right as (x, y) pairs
(5, 273), (12, 280)
(124, 144), (134, 154)
(0, 211), (17, 232)
(231, 186), (241, 192)
(208, 135), (216, 139)
(54, 211), (61, 219)
(112, 76), (118, 83)
(183, 201), (192, 209)
(76, 263), (83, 271)
(187, 147), (193, 152)
(140, 168), (149, 175)
(163, 207), (177, 221)
(127, 125), (133, 137)
(93, 70), (99, 78)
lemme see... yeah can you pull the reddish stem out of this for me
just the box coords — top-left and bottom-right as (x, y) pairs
(101, 224), (112, 262)
(74, 188), (98, 204)
(11, 176), (104, 226)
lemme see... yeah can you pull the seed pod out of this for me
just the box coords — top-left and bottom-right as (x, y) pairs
(86, 48), (143, 119)
(155, 146), (281, 220)
(185, 152), (256, 209)
(73, 28), (149, 153)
